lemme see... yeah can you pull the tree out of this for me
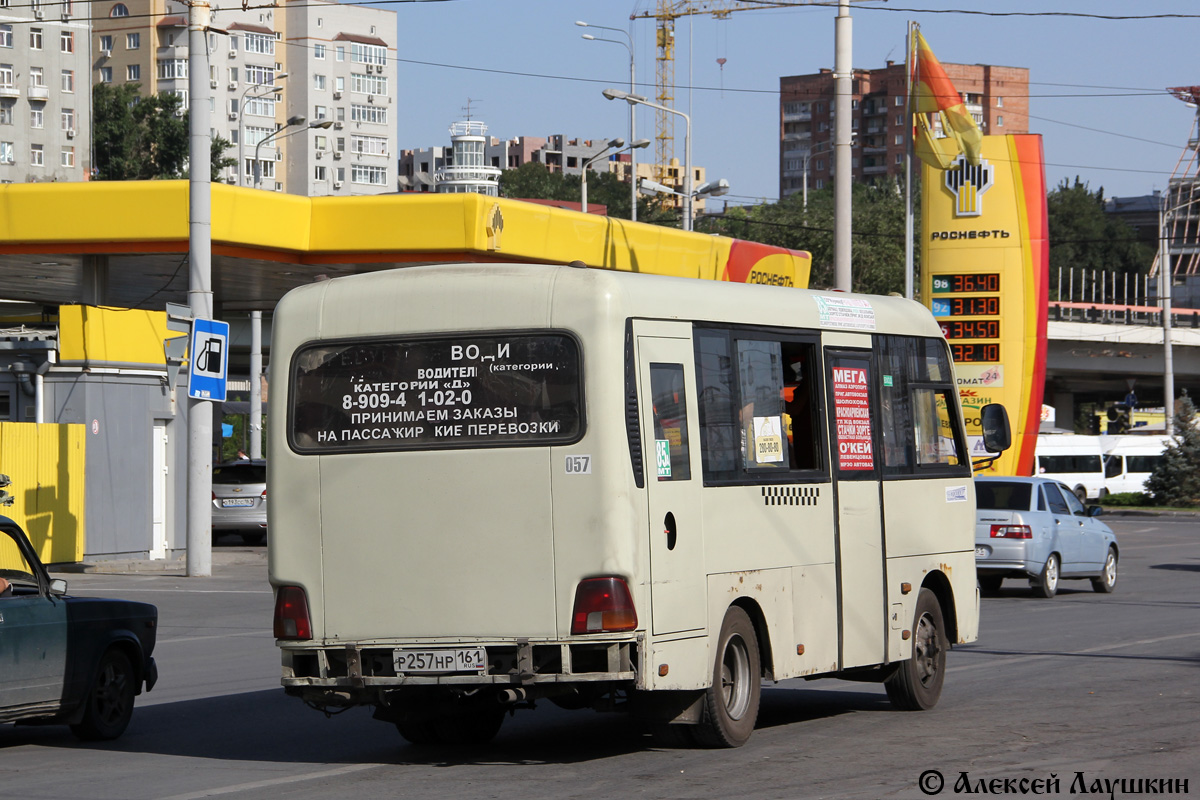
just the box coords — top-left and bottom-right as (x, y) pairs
(702, 178), (911, 295)
(1047, 178), (1155, 298)
(498, 162), (674, 224)
(92, 83), (235, 181)
(1144, 392), (1200, 507)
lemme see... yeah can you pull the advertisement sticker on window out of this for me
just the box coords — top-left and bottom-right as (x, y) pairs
(833, 366), (874, 470)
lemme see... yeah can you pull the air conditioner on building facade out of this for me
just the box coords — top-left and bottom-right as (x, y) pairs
(315, 151), (323, 159)
(333, 121), (343, 129)
(228, 112), (238, 120)
(367, 95), (374, 103)
(228, 81), (237, 90)
(210, 79), (219, 89)
(228, 51), (237, 59)
(333, 91), (341, 99)
(333, 181), (342, 189)
(66, 129), (75, 139)
(34, 9), (44, 18)
(333, 152), (342, 160)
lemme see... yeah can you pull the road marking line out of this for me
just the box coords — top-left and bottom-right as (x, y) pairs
(155, 764), (381, 800)
(155, 630), (268, 644)
(72, 588), (273, 594)
(951, 630), (1200, 672)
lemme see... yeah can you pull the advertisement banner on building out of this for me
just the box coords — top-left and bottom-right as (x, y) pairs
(921, 134), (1048, 476)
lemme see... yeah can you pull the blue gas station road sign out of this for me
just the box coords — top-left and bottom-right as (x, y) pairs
(187, 318), (230, 402)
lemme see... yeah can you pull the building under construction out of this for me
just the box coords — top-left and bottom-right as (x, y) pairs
(1154, 87), (1200, 307)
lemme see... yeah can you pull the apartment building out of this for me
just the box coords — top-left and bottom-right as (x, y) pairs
(0, 0), (92, 183)
(779, 62), (1029, 199)
(91, 0), (395, 195)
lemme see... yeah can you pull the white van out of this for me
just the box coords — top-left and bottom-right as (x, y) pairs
(1034, 434), (1106, 502)
(1103, 435), (1170, 495)
(268, 263), (1006, 748)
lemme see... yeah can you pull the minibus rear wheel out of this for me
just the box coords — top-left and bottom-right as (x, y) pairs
(885, 588), (946, 711)
(692, 605), (761, 748)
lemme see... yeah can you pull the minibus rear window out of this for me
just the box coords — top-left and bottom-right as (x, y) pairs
(288, 333), (583, 453)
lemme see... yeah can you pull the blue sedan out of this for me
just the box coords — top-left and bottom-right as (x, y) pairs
(975, 476), (1119, 598)
(0, 516), (158, 739)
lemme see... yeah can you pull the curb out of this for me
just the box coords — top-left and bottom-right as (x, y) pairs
(49, 549), (267, 575)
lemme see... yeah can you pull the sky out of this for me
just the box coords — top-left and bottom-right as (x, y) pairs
(386, 0), (1198, 207)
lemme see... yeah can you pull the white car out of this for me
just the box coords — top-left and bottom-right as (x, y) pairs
(974, 476), (1118, 598)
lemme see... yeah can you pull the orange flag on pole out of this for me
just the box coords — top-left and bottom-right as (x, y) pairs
(910, 31), (983, 169)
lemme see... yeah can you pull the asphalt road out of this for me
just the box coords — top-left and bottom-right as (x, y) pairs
(2, 516), (1197, 800)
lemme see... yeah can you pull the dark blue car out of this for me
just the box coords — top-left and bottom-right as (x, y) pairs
(0, 516), (158, 739)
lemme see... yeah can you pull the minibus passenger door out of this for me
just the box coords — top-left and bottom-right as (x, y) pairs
(637, 334), (706, 636)
(825, 350), (887, 669)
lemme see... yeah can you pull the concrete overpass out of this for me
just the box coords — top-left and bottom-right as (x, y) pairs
(1044, 301), (1200, 427)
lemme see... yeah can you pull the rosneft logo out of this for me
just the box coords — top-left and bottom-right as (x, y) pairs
(945, 155), (994, 218)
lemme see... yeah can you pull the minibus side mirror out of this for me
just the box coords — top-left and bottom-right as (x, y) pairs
(972, 403), (1011, 472)
(980, 403), (1011, 454)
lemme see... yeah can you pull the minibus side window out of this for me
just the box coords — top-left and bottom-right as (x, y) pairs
(737, 340), (789, 471)
(876, 335), (968, 476)
(694, 327), (823, 484)
(695, 330), (739, 477)
(649, 364), (691, 481)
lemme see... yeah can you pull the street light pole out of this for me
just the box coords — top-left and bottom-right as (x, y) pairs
(582, 138), (650, 214)
(603, 89), (691, 230)
(254, 116), (330, 189)
(238, 75), (286, 188)
(1159, 196), (1176, 435)
(581, 138), (622, 214)
(578, 21), (637, 220)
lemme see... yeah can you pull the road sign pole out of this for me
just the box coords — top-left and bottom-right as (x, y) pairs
(187, 0), (214, 577)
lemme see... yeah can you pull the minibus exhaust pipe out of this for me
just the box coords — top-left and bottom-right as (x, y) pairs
(498, 688), (527, 704)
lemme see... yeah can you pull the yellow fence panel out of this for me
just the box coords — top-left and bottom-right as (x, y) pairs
(0, 422), (86, 564)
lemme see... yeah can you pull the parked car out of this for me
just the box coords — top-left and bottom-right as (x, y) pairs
(211, 459), (267, 545)
(0, 516), (158, 740)
(974, 476), (1119, 598)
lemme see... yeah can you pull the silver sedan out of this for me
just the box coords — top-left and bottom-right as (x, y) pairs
(974, 476), (1118, 598)
(211, 460), (267, 545)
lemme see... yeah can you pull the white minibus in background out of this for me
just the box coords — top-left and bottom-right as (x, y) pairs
(1034, 434), (1106, 502)
(268, 263), (1008, 748)
(1103, 435), (1171, 495)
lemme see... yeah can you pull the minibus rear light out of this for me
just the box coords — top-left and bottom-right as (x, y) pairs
(571, 577), (637, 635)
(273, 585), (312, 640)
(990, 524), (1032, 539)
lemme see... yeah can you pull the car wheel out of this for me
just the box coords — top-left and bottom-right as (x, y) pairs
(1073, 486), (1087, 503)
(885, 588), (947, 711)
(1092, 547), (1118, 593)
(692, 606), (761, 748)
(70, 648), (137, 741)
(978, 576), (1003, 595)
(1032, 553), (1060, 598)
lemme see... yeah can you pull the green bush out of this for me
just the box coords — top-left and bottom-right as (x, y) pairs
(1100, 492), (1150, 507)
(1145, 393), (1200, 508)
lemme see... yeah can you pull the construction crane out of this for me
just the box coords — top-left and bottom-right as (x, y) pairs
(1155, 87), (1200, 278)
(630, 1), (814, 188)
